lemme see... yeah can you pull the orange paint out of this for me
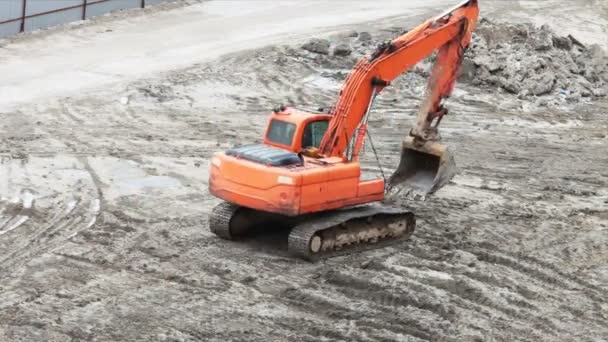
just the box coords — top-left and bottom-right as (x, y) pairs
(209, 0), (479, 217)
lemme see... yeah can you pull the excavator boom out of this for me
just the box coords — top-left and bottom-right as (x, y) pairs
(320, 0), (478, 197)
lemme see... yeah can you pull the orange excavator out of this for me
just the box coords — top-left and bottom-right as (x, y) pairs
(208, 0), (479, 260)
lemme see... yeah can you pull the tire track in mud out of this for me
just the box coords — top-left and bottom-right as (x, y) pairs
(409, 213), (608, 329)
(53, 251), (232, 295)
(478, 241), (608, 293)
(280, 285), (439, 341)
(469, 246), (608, 307)
(187, 38), (608, 340)
(471, 246), (608, 326)
(343, 208), (586, 338)
(402, 226), (608, 332)
(0, 198), (31, 237)
(0, 197), (100, 270)
(2, 18), (607, 341)
(0, 157), (104, 271)
(320, 266), (557, 341)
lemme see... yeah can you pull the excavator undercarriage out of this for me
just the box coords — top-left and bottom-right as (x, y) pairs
(210, 202), (415, 261)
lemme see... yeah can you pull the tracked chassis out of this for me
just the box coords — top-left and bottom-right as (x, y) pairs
(209, 201), (415, 261)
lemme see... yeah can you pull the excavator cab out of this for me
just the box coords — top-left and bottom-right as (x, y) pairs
(263, 107), (331, 153)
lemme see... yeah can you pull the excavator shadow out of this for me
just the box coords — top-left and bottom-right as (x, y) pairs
(229, 224), (294, 258)
(213, 205), (417, 261)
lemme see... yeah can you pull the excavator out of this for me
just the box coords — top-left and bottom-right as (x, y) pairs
(208, 0), (479, 260)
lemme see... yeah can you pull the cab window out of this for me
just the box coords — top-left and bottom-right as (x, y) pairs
(266, 119), (296, 146)
(302, 120), (329, 149)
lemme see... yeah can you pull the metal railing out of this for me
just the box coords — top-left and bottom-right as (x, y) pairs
(0, 0), (164, 37)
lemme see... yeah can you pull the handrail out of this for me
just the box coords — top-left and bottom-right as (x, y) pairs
(0, 0), (147, 32)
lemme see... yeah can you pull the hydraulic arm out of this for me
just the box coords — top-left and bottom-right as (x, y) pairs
(321, 0), (478, 196)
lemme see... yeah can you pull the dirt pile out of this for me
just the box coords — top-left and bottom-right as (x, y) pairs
(299, 19), (608, 105)
(466, 19), (608, 102)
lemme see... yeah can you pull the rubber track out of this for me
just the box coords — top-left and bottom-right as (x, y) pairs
(288, 205), (415, 261)
(209, 202), (239, 239)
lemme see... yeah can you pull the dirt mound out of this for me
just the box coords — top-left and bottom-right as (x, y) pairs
(466, 19), (608, 102)
(298, 19), (608, 106)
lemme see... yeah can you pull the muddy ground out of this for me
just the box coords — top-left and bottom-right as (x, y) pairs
(1, 1), (608, 342)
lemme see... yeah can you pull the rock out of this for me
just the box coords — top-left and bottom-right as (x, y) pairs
(568, 34), (586, 49)
(472, 55), (503, 73)
(242, 276), (256, 284)
(498, 77), (521, 94)
(301, 38), (330, 55)
(358, 31), (372, 42)
(593, 88), (607, 97)
(584, 67), (600, 83)
(552, 35), (573, 50)
(346, 30), (358, 38)
(588, 44), (607, 67)
(471, 65), (491, 86)
(474, 21), (529, 48)
(511, 23), (530, 40)
(458, 57), (477, 82)
(333, 43), (352, 57)
(581, 88), (592, 97)
(530, 25), (553, 51)
(525, 71), (556, 96)
(486, 75), (501, 86)
(569, 61), (582, 74)
(566, 93), (581, 103)
(536, 97), (549, 107)
(450, 250), (478, 266)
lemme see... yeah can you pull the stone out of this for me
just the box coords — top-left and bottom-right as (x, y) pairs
(333, 43), (352, 57)
(450, 250), (478, 266)
(530, 26), (553, 51)
(552, 35), (573, 50)
(581, 88), (592, 97)
(358, 31), (372, 42)
(566, 93), (581, 103)
(525, 71), (556, 95)
(535, 97), (550, 107)
(301, 38), (330, 55)
(592, 88), (607, 97)
(472, 55), (503, 72)
(458, 57), (477, 82)
(498, 77), (521, 94)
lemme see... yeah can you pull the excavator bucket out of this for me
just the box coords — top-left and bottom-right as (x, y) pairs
(387, 136), (457, 200)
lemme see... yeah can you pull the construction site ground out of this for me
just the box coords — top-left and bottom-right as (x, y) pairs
(1, 1), (607, 341)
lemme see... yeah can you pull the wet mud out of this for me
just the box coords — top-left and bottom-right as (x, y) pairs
(1, 7), (608, 342)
